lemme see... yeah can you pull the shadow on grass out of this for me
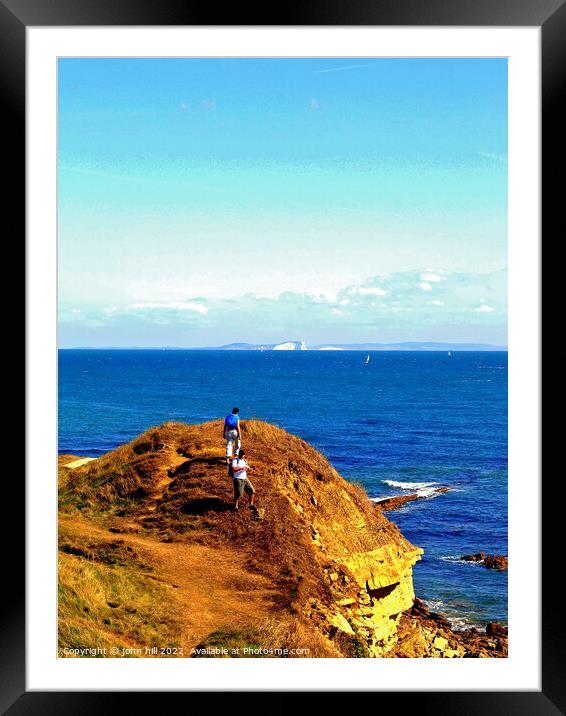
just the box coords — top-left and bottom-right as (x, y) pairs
(181, 497), (231, 515)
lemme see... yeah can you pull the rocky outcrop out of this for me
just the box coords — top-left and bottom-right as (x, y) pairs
(461, 552), (508, 571)
(483, 555), (508, 571)
(387, 598), (508, 658)
(374, 487), (450, 512)
(310, 541), (424, 656)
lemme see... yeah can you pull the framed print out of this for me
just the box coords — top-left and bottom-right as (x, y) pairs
(8, 0), (560, 710)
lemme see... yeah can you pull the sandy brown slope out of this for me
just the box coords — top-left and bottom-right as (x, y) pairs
(59, 515), (278, 651)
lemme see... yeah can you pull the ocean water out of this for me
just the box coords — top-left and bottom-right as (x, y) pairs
(58, 349), (508, 627)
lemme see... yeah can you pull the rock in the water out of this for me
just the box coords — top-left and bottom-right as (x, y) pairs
(461, 553), (508, 571)
(461, 552), (486, 562)
(374, 487), (450, 512)
(483, 555), (508, 571)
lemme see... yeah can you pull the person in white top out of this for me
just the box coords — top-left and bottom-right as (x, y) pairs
(230, 449), (257, 513)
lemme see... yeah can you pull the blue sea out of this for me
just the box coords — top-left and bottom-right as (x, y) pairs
(58, 349), (508, 628)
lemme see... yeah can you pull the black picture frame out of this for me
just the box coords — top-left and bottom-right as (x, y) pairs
(8, 0), (558, 711)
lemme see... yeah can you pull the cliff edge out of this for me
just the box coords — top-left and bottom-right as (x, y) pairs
(58, 420), (505, 658)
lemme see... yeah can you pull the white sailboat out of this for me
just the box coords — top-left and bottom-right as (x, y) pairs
(365, 354), (370, 364)
(448, 351), (451, 357)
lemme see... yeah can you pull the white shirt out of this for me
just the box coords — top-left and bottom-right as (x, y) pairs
(231, 458), (249, 480)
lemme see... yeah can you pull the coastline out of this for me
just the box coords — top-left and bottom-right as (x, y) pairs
(58, 420), (507, 658)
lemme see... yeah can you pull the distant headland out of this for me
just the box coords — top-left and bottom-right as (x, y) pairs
(206, 341), (507, 352)
(61, 341), (507, 351)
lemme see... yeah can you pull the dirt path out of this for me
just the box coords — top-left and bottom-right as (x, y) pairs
(60, 516), (277, 651)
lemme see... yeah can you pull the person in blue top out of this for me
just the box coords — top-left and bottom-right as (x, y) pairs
(223, 407), (241, 464)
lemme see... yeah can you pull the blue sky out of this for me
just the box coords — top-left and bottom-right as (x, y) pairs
(58, 58), (507, 347)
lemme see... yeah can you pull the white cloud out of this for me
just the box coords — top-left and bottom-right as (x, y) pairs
(71, 308), (82, 314)
(309, 98), (320, 111)
(306, 289), (337, 303)
(61, 267), (507, 346)
(253, 292), (279, 300)
(351, 287), (386, 297)
(420, 272), (442, 283)
(200, 98), (217, 111)
(130, 301), (208, 315)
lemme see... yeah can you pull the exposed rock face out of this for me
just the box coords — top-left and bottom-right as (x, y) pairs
(461, 552), (508, 571)
(318, 542), (424, 655)
(272, 341), (307, 350)
(387, 598), (508, 658)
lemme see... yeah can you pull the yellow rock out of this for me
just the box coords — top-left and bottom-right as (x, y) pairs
(359, 607), (374, 617)
(336, 597), (356, 606)
(64, 457), (96, 469)
(443, 649), (458, 658)
(330, 613), (354, 635)
(389, 627), (429, 658)
(433, 636), (449, 651)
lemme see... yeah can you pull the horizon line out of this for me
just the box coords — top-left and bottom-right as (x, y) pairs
(58, 342), (508, 351)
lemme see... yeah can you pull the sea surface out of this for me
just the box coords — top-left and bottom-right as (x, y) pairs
(58, 349), (508, 627)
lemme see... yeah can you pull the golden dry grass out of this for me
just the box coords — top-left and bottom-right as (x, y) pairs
(191, 615), (337, 658)
(58, 522), (180, 657)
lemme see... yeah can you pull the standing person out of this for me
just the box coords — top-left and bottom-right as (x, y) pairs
(223, 407), (241, 463)
(230, 449), (256, 512)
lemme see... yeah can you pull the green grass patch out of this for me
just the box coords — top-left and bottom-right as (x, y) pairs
(58, 545), (180, 657)
(191, 628), (268, 657)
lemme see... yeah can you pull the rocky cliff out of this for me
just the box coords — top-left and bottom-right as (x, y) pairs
(59, 420), (506, 658)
